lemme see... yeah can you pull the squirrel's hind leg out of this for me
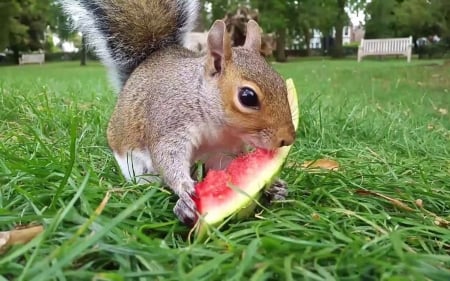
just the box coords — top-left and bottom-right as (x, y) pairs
(113, 150), (161, 185)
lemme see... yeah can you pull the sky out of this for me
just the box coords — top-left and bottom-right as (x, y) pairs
(349, 0), (371, 26)
(349, 10), (366, 26)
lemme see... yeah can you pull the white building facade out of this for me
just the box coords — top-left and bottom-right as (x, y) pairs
(309, 26), (352, 49)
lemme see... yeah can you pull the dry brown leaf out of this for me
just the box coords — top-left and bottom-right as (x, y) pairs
(95, 190), (112, 216)
(357, 191), (450, 228)
(355, 189), (414, 212)
(311, 213), (320, 221)
(415, 199), (423, 208)
(0, 232), (11, 252)
(438, 108), (448, 115)
(0, 225), (44, 254)
(415, 199), (449, 228)
(301, 159), (340, 171)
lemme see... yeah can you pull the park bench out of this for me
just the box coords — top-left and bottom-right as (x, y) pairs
(19, 53), (45, 65)
(357, 36), (413, 62)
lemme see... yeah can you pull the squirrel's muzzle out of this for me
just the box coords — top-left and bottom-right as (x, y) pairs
(275, 124), (296, 148)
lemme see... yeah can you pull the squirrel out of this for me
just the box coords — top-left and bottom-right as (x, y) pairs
(60, 0), (296, 225)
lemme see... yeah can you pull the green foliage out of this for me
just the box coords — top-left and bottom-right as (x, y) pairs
(13, 0), (53, 51)
(364, 0), (399, 39)
(395, 0), (440, 39)
(49, 2), (77, 41)
(251, 0), (290, 31)
(365, 0), (450, 40)
(202, 0), (247, 27)
(0, 0), (68, 58)
(417, 40), (449, 59)
(431, 0), (450, 39)
(1, 60), (450, 280)
(0, 0), (25, 51)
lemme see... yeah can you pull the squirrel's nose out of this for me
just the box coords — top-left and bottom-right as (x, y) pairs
(277, 126), (295, 147)
(278, 136), (294, 147)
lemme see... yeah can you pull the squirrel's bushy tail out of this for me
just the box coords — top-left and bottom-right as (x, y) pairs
(60, 0), (199, 90)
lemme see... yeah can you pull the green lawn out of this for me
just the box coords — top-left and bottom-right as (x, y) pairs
(0, 59), (449, 281)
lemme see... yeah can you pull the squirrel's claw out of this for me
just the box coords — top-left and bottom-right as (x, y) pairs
(174, 194), (197, 226)
(264, 179), (288, 203)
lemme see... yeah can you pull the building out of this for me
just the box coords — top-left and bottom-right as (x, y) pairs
(309, 25), (353, 49)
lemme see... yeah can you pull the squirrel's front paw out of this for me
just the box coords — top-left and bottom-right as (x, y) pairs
(174, 193), (197, 226)
(264, 179), (288, 203)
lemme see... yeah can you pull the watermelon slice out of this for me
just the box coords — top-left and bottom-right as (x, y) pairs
(192, 78), (299, 237)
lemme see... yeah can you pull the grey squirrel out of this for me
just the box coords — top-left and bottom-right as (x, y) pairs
(60, 0), (296, 225)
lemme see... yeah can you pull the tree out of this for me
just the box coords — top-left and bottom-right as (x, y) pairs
(394, 0), (435, 38)
(433, 0), (450, 39)
(205, 0), (350, 60)
(49, 2), (88, 66)
(364, 0), (404, 39)
(331, 0), (348, 57)
(251, 0), (296, 62)
(365, 0), (447, 41)
(0, 0), (54, 62)
(207, 0), (244, 26)
(330, 0), (366, 58)
(206, 0), (295, 62)
(0, 0), (24, 51)
(296, 0), (325, 55)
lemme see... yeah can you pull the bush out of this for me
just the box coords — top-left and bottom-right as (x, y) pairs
(285, 49), (324, 57)
(416, 41), (449, 59)
(343, 44), (359, 56)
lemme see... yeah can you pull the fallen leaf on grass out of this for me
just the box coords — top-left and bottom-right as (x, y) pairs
(355, 189), (414, 212)
(301, 159), (340, 171)
(95, 190), (112, 216)
(0, 225), (44, 254)
(415, 199), (423, 208)
(415, 199), (449, 228)
(355, 190), (449, 228)
(438, 108), (448, 116)
(311, 213), (320, 221)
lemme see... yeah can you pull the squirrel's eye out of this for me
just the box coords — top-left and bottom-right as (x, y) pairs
(238, 87), (259, 109)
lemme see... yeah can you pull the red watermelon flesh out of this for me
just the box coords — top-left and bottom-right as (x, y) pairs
(194, 149), (276, 213)
(191, 78), (299, 236)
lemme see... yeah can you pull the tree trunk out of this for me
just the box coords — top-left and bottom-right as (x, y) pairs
(80, 34), (87, 66)
(333, 22), (344, 58)
(332, 0), (346, 58)
(275, 27), (287, 62)
(12, 47), (20, 65)
(302, 26), (311, 56)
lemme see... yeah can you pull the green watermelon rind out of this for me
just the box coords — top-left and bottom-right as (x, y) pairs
(193, 78), (299, 238)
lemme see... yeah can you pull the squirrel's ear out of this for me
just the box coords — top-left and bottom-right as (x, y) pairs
(243, 20), (262, 53)
(207, 20), (232, 74)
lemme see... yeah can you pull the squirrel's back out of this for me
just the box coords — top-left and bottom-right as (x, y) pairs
(60, 0), (199, 90)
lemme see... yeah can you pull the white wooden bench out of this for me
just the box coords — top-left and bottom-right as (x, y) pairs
(357, 36), (413, 62)
(19, 53), (45, 65)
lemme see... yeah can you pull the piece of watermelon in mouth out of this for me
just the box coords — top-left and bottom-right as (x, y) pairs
(191, 78), (300, 238)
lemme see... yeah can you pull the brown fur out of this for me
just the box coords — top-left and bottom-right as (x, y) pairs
(63, 0), (301, 224)
(83, 2), (295, 224)
(102, 0), (179, 57)
(108, 20), (295, 156)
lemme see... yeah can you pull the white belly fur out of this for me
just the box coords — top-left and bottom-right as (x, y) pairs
(113, 125), (246, 185)
(113, 150), (161, 185)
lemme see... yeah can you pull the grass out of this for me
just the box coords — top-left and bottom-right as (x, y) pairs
(0, 58), (449, 281)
